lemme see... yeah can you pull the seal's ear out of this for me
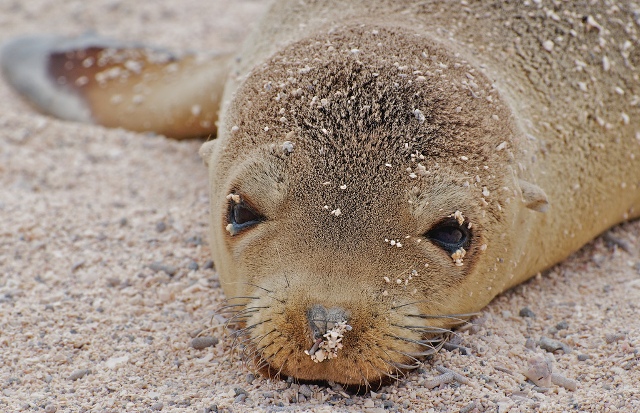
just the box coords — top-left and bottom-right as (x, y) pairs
(518, 179), (549, 213)
(199, 139), (219, 167)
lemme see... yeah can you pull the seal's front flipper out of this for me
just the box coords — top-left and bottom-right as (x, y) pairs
(1, 34), (230, 139)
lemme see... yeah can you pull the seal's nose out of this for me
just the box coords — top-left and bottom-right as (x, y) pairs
(305, 304), (352, 362)
(307, 304), (350, 339)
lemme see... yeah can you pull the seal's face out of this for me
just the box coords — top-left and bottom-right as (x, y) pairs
(203, 26), (522, 386)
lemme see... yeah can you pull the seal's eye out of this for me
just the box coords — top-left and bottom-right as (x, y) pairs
(227, 198), (263, 234)
(425, 219), (471, 253)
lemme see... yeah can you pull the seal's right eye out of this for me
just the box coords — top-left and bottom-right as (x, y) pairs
(227, 198), (264, 235)
(425, 218), (471, 253)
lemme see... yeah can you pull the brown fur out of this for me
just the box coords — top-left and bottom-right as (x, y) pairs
(3, 0), (640, 386)
(204, 1), (640, 385)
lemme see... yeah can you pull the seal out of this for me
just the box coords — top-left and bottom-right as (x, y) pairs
(2, 1), (639, 387)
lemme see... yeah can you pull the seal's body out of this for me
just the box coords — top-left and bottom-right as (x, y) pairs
(3, 1), (639, 386)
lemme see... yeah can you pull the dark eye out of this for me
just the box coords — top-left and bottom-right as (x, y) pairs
(227, 197), (263, 235)
(425, 219), (471, 253)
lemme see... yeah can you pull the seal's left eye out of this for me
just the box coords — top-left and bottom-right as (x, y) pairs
(228, 200), (263, 234)
(425, 218), (471, 254)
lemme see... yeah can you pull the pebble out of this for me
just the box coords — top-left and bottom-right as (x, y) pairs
(156, 221), (167, 232)
(364, 399), (375, 408)
(551, 373), (578, 391)
(151, 402), (164, 411)
(299, 384), (313, 398)
(539, 336), (571, 353)
(245, 373), (255, 384)
(234, 394), (247, 403)
(186, 235), (204, 246)
(524, 355), (552, 387)
(44, 404), (57, 413)
(555, 320), (569, 330)
(234, 388), (248, 396)
(203, 260), (215, 270)
(187, 261), (199, 271)
(577, 354), (590, 361)
(519, 307), (536, 318)
(191, 336), (219, 349)
(149, 261), (177, 276)
(383, 400), (394, 408)
(460, 402), (477, 413)
(605, 333), (626, 343)
(68, 369), (90, 381)
(106, 277), (121, 288)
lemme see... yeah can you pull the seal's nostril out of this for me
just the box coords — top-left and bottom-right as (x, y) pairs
(307, 304), (350, 337)
(305, 304), (352, 362)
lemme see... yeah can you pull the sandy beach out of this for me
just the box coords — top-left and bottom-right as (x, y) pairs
(1, 1), (639, 411)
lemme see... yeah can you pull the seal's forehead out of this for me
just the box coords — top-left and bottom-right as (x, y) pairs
(223, 24), (515, 169)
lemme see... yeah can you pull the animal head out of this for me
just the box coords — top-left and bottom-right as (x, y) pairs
(200, 25), (539, 386)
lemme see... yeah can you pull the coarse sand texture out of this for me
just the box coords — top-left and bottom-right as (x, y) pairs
(1, 1), (639, 412)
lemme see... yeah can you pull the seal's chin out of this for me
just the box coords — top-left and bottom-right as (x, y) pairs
(234, 294), (449, 387)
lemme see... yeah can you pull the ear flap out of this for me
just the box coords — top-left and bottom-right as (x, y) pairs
(199, 139), (219, 166)
(518, 179), (549, 213)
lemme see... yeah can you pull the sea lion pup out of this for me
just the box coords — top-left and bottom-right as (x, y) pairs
(2, 1), (639, 386)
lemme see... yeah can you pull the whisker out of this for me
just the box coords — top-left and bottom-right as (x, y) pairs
(384, 347), (424, 366)
(407, 313), (476, 323)
(392, 302), (478, 318)
(220, 296), (261, 303)
(379, 357), (411, 377)
(232, 319), (271, 337)
(227, 306), (267, 319)
(363, 357), (396, 383)
(215, 303), (249, 312)
(240, 329), (278, 349)
(385, 333), (444, 348)
(396, 336), (445, 357)
(391, 323), (453, 335)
